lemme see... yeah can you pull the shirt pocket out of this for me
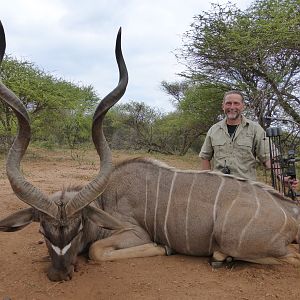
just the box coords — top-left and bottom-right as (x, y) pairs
(211, 137), (227, 159)
(236, 134), (255, 160)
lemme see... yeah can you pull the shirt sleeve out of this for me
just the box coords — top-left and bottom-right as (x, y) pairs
(255, 125), (270, 163)
(199, 127), (214, 160)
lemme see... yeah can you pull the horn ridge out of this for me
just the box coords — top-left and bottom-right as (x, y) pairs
(65, 28), (128, 216)
(0, 22), (58, 218)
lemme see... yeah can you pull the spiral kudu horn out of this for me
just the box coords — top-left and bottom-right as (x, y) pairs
(65, 27), (128, 216)
(0, 21), (58, 218)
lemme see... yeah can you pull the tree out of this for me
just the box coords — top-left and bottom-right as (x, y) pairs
(161, 80), (190, 107)
(153, 111), (203, 155)
(160, 81), (226, 154)
(0, 55), (99, 150)
(106, 101), (165, 152)
(177, 0), (300, 128)
(159, 83), (223, 155)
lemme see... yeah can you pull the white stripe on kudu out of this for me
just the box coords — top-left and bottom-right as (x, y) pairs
(185, 173), (197, 253)
(237, 184), (261, 251)
(208, 176), (225, 254)
(154, 168), (162, 241)
(164, 172), (177, 248)
(213, 176), (225, 223)
(268, 192), (288, 244)
(144, 172), (150, 234)
(219, 179), (242, 249)
(270, 206), (288, 244)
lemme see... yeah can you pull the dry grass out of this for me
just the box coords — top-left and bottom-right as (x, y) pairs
(1, 146), (298, 194)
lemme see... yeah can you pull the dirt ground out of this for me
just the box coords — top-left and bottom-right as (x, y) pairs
(1, 148), (300, 300)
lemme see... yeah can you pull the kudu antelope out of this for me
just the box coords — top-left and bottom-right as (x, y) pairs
(0, 22), (127, 281)
(1, 22), (300, 282)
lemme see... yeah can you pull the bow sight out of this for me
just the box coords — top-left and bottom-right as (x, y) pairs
(266, 119), (299, 201)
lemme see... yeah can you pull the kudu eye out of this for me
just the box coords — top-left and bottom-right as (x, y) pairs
(40, 219), (84, 248)
(38, 225), (54, 244)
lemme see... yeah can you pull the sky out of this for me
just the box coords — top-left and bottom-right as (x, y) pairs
(1, 0), (253, 113)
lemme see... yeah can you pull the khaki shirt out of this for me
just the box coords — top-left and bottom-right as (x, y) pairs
(199, 116), (270, 181)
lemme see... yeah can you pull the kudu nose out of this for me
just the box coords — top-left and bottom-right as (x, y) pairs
(47, 265), (74, 282)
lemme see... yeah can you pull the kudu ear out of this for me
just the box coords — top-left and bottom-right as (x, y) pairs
(0, 21), (6, 63)
(86, 205), (125, 230)
(0, 207), (37, 232)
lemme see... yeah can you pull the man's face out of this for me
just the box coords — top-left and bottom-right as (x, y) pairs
(222, 94), (245, 121)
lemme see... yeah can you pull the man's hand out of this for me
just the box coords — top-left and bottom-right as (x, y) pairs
(284, 177), (299, 189)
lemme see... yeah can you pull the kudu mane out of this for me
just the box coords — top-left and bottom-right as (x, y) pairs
(115, 156), (293, 204)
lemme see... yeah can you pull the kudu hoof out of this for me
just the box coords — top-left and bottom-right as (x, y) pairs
(209, 256), (234, 268)
(210, 260), (225, 268)
(164, 245), (175, 256)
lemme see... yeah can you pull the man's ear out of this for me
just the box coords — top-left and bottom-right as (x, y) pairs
(85, 206), (125, 230)
(0, 207), (36, 232)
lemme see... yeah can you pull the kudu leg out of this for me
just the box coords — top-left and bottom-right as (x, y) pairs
(89, 229), (167, 262)
(90, 242), (166, 261)
(236, 244), (300, 266)
(212, 250), (228, 261)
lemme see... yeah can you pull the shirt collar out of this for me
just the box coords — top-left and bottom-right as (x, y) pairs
(221, 115), (249, 130)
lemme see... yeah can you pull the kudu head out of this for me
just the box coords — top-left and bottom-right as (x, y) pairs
(0, 21), (128, 281)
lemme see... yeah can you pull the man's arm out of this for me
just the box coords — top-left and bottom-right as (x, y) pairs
(201, 159), (211, 170)
(264, 159), (271, 170)
(199, 127), (213, 171)
(264, 159), (299, 189)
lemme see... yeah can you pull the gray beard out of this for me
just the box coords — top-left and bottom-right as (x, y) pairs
(226, 112), (241, 120)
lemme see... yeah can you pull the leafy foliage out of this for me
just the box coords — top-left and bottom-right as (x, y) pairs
(0, 55), (98, 151)
(105, 101), (165, 152)
(3, 0), (300, 157)
(177, 0), (300, 128)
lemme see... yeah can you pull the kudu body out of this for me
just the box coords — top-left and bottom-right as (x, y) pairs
(1, 21), (300, 282)
(91, 160), (300, 266)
